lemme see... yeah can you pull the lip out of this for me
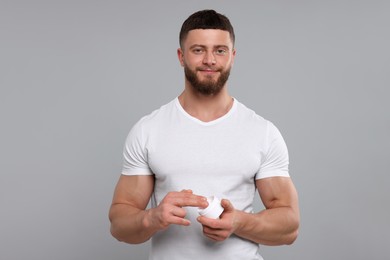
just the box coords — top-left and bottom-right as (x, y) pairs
(198, 69), (218, 74)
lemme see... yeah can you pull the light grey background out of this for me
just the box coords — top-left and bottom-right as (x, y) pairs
(1, 1), (389, 259)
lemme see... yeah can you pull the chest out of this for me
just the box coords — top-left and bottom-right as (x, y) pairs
(146, 124), (264, 187)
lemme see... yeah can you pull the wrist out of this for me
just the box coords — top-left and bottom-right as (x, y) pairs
(233, 210), (261, 237)
(233, 209), (246, 234)
(141, 208), (160, 233)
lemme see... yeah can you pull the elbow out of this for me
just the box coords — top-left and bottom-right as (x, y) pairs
(110, 222), (150, 245)
(108, 209), (131, 243)
(109, 219), (131, 244)
(109, 214), (122, 242)
(284, 228), (299, 245)
(284, 218), (300, 245)
(284, 206), (300, 245)
(110, 223), (124, 243)
(110, 225), (136, 244)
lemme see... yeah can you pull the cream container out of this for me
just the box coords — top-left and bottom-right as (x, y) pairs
(198, 196), (224, 219)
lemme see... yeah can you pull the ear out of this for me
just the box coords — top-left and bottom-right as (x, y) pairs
(177, 48), (184, 67)
(231, 48), (237, 67)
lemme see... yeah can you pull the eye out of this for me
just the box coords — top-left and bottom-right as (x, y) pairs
(192, 48), (204, 54)
(215, 48), (227, 55)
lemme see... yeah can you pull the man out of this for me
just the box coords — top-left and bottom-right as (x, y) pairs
(109, 9), (299, 260)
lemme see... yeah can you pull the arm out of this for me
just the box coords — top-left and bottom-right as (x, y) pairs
(197, 176), (300, 245)
(236, 176), (300, 245)
(109, 175), (155, 244)
(109, 175), (208, 244)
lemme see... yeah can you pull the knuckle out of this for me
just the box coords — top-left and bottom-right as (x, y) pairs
(164, 192), (174, 201)
(159, 204), (168, 212)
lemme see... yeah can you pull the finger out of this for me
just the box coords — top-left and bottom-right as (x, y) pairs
(221, 199), (233, 211)
(204, 233), (225, 242)
(197, 216), (221, 229)
(170, 193), (208, 208)
(203, 226), (230, 241)
(170, 207), (187, 218)
(202, 225), (222, 234)
(168, 215), (191, 226)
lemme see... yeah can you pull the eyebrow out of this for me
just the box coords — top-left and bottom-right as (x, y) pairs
(189, 44), (231, 50)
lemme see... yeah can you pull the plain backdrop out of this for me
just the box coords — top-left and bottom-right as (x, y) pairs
(1, 1), (389, 259)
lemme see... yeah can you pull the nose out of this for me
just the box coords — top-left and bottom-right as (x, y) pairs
(203, 51), (216, 65)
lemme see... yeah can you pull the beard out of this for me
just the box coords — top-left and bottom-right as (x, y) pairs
(184, 64), (231, 96)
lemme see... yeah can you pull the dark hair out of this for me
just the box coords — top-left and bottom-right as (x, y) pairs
(179, 9), (235, 48)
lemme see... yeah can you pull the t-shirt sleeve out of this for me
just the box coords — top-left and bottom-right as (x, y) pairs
(255, 121), (290, 179)
(121, 120), (154, 176)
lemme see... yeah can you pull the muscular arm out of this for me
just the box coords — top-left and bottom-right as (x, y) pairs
(198, 176), (300, 245)
(234, 176), (300, 245)
(109, 175), (208, 244)
(109, 175), (156, 244)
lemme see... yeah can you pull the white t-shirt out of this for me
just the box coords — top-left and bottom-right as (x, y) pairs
(122, 98), (290, 260)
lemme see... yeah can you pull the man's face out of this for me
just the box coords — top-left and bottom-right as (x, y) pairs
(178, 29), (236, 95)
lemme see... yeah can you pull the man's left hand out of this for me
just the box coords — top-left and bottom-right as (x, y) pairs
(197, 199), (238, 241)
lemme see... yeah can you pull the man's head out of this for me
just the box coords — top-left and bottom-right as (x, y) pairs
(179, 9), (235, 49)
(178, 10), (236, 96)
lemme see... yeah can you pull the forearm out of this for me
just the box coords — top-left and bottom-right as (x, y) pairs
(234, 206), (299, 246)
(109, 204), (158, 244)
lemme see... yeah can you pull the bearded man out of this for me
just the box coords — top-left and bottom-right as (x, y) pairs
(109, 9), (300, 260)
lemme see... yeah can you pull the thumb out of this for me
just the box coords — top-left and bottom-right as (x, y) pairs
(221, 199), (234, 212)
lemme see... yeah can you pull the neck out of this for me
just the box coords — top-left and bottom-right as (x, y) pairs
(178, 85), (233, 122)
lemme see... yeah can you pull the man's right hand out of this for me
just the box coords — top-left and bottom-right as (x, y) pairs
(144, 189), (208, 231)
(110, 176), (208, 244)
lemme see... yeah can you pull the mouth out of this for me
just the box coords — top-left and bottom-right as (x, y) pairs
(198, 68), (220, 75)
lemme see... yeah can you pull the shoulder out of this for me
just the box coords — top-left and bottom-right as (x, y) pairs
(234, 99), (270, 127)
(132, 99), (176, 130)
(233, 99), (284, 140)
(123, 99), (176, 145)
